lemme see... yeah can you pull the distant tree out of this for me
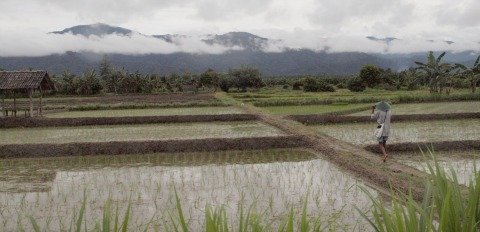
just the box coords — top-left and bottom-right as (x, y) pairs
(415, 51), (453, 94)
(359, 65), (382, 88)
(229, 67), (264, 92)
(398, 69), (419, 90)
(59, 70), (78, 95)
(99, 55), (111, 78)
(292, 80), (303, 90)
(303, 77), (319, 92)
(454, 55), (480, 93)
(200, 69), (221, 91)
(77, 70), (103, 95)
(347, 76), (367, 92)
(219, 76), (234, 92)
(303, 77), (335, 92)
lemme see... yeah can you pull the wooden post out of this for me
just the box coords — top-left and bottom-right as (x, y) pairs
(13, 91), (17, 117)
(39, 87), (43, 116)
(29, 89), (33, 117)
(1, 91), (5, 117)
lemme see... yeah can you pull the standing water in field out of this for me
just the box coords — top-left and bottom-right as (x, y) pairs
(0, 149), (378, 231)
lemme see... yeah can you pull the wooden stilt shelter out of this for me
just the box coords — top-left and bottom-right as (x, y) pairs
(0, 71), (56, 117)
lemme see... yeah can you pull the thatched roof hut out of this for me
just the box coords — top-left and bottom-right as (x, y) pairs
(0, 71), (55, 91)
(0, 71), (56, 117)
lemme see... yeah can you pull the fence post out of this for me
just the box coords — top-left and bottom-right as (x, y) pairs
(1, 91), (4, 117)
(29, 88), (34, 117)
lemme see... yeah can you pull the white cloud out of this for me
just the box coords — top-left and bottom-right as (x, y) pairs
(0, 0), (479, 56)
(0, 29), (234, 57)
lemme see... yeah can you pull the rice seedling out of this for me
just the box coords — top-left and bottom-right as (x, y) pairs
(395, 151), (479, 186)
(47, 106), (245, 118)
(349, 101), (480, 116)
(313, 119), (480, 145)
(0, 149), (376, 231)
(0, 121), (284, 144)
(357, 151), (480, 232)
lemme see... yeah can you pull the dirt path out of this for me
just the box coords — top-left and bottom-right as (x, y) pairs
(216, 92), (429, 200)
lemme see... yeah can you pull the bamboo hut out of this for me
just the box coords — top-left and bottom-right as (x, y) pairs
(0, 71), (56, 117)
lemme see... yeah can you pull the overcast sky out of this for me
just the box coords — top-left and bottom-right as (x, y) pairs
(0, 0), (479, 56)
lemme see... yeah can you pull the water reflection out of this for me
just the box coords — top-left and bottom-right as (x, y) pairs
(0, 149), (376, 231)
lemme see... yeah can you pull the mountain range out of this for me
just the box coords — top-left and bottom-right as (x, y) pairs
(1, 23), (478, 76)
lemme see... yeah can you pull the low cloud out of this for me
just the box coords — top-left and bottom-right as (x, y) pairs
(0, 29), (236, 57)
(0, 27), (479, 57)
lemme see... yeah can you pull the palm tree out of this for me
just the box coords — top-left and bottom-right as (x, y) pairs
(415, 51), (453, 93)
(454, 55), (480, 93)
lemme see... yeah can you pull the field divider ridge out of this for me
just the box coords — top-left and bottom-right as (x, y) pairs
(364, 140), (480, 154)
(0, 114), (258, 128)
(289, 112), (480, 124)
(0, 136), (309, 158)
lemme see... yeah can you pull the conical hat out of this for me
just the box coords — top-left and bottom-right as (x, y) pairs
(376, 101), (391, 112)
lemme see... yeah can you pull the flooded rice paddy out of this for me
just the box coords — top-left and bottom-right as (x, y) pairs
(0, 149), (377, 231)
(47, 106), (245, 118)
(393, 150), (480, 186)
(313, 119), (480, 145)
(350, 101), (480, 116)
(0, 121), (284, 144)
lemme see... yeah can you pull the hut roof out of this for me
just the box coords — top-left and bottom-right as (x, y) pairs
(0, 71), (56, 91)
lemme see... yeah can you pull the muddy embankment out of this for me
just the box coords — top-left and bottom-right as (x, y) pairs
(290, 112), (480, 124)
(0, 136), (309, 159)
(0, 114), (258, 128)
(364, 140), (480, 154)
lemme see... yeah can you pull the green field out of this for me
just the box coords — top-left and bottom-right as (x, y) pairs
(0, 149), (376, 231)
(0, 121), (284, 144)
(350, 101), (480, 116)
(262, 103), (370, 115)
(230, 88), (480, 106)
(47, 106), (244, 118)
(313, 119), (480, 145)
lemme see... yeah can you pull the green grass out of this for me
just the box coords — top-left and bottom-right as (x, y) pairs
(262, 103), (371, 115)
(229, 88), (480, 107)
(358, 151), (480, 232)
(0, 121), (284, 144)
(47, 106), (245, 118)
(62, 101), (226, 111)
(393, 151), (480, 186)
(350, 101), (480, 116)
(312, 119), (480, 145)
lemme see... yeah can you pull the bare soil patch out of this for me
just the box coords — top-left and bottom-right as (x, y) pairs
(0, 114), (258, 128)
(290, 112), (480, 124)
(0, 136), (308, 159)
(364, 140), (480, 154)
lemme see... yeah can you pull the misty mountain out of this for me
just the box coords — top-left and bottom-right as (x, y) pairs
(50, 23), (133, 37)
(203, 32), (275, 51)
(366, 36), (398, 45)
(0, 24), (478, 76)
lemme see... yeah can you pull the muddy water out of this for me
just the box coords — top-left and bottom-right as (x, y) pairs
(314, 119), (480, 145)
(0, 121), (284, 144)
(0, 149), (377, 231)
(394, 151), (480, 186)
(47, 106), (245, 118)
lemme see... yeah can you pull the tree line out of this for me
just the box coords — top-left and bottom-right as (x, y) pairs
(49, 52), (480, 95)
(347, 52), (480, 93)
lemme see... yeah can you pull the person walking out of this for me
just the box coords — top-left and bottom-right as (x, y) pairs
(371, 101), (392, 162)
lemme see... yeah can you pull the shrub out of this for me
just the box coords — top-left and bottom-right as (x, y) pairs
(292, 81), (303, 90)
(359, 65), (382, 87)
(347, 76), (367, 92)
(303, 77), (318, 92)
(316, 80), (336, 92)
